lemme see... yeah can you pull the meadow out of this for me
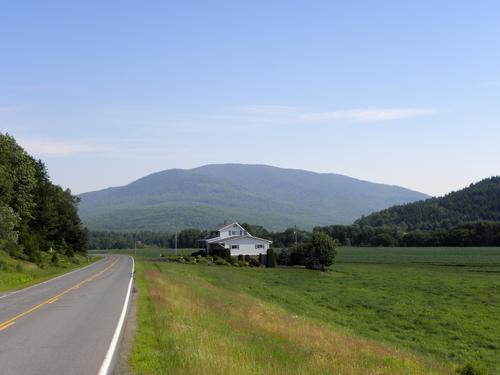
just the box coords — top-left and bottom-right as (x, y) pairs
(123, 247), (500, 374)
(88, 247), (196, 259)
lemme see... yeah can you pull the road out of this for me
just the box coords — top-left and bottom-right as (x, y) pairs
(0, 255), (134, 375)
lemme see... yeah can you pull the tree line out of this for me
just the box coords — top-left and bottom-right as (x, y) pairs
(88, 219), (500, 251)
(87, 224), (313, 250)
(0, 133), (87, 263)
(87, 229), (208, 249)
(320, 220), (500, 247)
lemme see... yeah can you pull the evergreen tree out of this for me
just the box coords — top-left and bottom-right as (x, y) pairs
(266, 248), (277, 268)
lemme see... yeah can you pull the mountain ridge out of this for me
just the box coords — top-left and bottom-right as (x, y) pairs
(78, 164), (430, 231)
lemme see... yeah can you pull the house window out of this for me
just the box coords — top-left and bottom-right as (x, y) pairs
(231, 244), (239, 249)
(230, 230), (237, 235)
(255, 244), (264, 249)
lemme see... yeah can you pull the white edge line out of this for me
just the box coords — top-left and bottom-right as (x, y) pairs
(97, 256), (135, 375)
(0, 256), (107, 301)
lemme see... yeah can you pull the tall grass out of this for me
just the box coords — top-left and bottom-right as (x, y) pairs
(130, 262), (452, 375)
(0, 250), (97, 292)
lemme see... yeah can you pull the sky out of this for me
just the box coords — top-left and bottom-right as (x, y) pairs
(1, 1), (499, 196)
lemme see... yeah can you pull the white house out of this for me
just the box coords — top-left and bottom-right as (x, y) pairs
(202, 222), (272, 256)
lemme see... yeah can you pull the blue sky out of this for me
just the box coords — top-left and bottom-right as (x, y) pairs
(1, 1), (499, 195)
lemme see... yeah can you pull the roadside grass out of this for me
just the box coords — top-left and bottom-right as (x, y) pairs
(130, 261), (450, 375)
(0, 250), (99, 293)
(129, 247), (500, 374)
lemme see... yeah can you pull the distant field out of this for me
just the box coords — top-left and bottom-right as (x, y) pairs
(88, 247), (196, 258)
(128, 247), (500, 374)
(337, 246), (500, 266)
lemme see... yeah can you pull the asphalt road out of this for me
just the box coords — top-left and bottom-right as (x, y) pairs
(0, 255), (134, 375)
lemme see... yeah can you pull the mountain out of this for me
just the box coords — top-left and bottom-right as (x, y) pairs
(78, 164), (429, 231)
(355, 176), (500, 230)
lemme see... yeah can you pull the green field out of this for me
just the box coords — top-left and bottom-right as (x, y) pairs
(126, 247), (500, 374)
(88, 247), (197, 259)
(0, 250), (99, 293)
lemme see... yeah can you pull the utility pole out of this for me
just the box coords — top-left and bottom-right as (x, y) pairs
(294, 225), (298, 248)
(175, 230), (178, 256)
(134, 240), (137, 258)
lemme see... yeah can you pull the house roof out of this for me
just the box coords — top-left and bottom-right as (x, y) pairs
(206, 235), (272, 244)
(215, 222), (245, 232)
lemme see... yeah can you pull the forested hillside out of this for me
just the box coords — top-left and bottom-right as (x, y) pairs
(316, 177), (500, 247)
(356, 177), (500, 230)
(0, 133), (87, 264)
(79, 164), (428, 231)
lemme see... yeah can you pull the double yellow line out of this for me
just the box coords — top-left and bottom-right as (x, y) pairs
(0, 259), (118, 332)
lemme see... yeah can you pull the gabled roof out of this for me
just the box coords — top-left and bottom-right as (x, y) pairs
(215, 222), (246, 232)
(206, 235), (272, 244)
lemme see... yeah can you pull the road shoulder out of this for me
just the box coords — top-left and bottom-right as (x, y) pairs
(111, 273), (138, 375)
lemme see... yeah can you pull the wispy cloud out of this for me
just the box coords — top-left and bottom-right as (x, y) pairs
(226, 105), (436, 126)
(300, 108), (436, 122)
(18, 138), (109, 156)
(238, 104), (298, 116)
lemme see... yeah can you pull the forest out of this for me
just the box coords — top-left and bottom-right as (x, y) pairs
(0, 133), (87, 264)
(356, 176), (500, 230)
(87, 219), (500, 250)
(320, 220), (500, 247)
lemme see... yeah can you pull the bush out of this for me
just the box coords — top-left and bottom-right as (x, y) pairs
(290, 243), (307, 266)
(214, 256), (230, 266)
(165, 255), (183, 262)
(249, 257), (260, 267)
(196, 256), (209, 265)
(51, 252), (59, 266)
(22, 232), (42, 264)
(266, 248), (277, 268)
(456, 364), (488, 375)
(191, 249), (207, 257)
(277, 248), (291, 265)
(238, 254), (244, 262)
(211, 247), (231, 260)
(15, 262), (23, 273)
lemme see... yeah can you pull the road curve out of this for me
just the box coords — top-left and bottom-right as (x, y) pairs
(0, 255), (134, 375)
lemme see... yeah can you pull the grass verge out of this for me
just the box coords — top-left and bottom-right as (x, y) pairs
(0, 250), (100, 293)
(129, 261), (456, 375)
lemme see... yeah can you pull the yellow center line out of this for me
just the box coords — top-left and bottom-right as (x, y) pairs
(0, 321), (15, 331)
(0, 259), (118, 332)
